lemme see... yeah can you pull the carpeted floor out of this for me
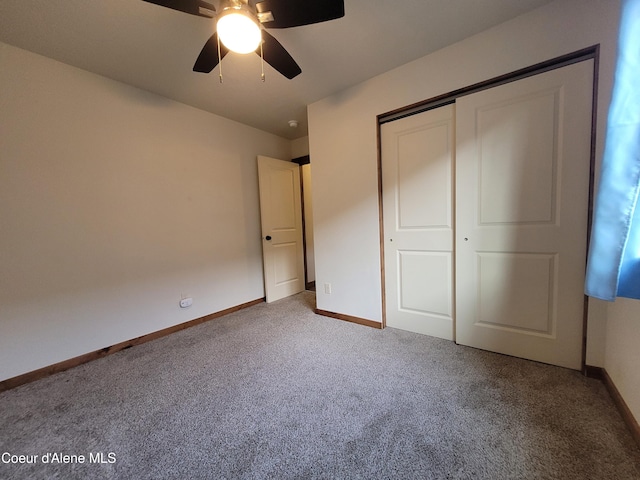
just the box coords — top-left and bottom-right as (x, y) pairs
(1, 291), (639, 479)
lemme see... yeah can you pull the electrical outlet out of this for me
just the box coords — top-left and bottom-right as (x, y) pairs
(324, 283), (332, 295)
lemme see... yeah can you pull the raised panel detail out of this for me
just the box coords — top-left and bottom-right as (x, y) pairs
(269, 169), (296, 231)
(476, 252), (557, 336)
(274, 242), (298, 285)
(382, 104), (455, 341)
(477, 89), (560, 226)
(398, 251), (452, 317)
(397, 122), (452, 229)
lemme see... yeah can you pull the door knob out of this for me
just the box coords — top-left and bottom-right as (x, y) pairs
(265, 235), (272, 241)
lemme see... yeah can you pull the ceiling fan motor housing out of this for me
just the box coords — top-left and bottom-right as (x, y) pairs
(143, 0), (345, 79)
(216, 1), (262, 54)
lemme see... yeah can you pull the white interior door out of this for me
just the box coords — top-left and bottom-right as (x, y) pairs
(455, 60), (593, 369)
(381, 104), (455, 340)
(257, 156), (305, 303)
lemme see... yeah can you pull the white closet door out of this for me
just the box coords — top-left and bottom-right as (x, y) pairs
(381, 104), (455, 340)
(455, 60), (593, 369)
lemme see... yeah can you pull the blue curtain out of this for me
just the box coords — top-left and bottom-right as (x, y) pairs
(585, 0), (640, 301)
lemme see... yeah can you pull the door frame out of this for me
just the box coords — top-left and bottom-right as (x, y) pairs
(291, 155), (315, 291)
(375, 45), (600, 371)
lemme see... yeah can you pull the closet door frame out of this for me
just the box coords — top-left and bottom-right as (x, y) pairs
(375, 45), (599, 370)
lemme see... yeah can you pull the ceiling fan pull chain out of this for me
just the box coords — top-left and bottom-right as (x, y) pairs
(260, 33), (265, 82)
(217, 33), (223, 83)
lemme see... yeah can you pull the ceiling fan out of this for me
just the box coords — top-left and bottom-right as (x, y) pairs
(142, 0), (345, 80)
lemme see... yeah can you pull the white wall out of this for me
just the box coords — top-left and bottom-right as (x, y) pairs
(308, 0), (619, 327)
(301, 164), (315, 284)
(0, 42), (291, 381)
(290, 136), (310, 159)
(605, 298), (640, 420)
(308, 0), (640, 423)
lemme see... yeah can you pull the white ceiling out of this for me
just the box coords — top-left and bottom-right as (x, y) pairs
(0, 0), (555, 139)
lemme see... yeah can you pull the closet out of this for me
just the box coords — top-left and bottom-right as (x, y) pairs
(381, 59), (594, 369)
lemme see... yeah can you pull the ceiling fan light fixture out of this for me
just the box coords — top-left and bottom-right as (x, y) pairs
(217, 6), (261, 54)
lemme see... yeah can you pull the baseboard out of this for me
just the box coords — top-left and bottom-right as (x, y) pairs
(584, 365), (604, 380)
(305, 281), (316, 290)
(586, 365), (640, 449)
(0, 297), (265, 394)
(315, 309), (383, 329)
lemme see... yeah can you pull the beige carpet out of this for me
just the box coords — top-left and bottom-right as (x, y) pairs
(1, 291), (639, 479)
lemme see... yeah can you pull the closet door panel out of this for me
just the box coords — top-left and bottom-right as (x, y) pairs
(381, 104), (455, 340)
(455, 60), (593, 370)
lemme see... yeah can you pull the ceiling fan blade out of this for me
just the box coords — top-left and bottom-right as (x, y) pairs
(256, 0), (344, 28)
(258, 30), (301, 79)
(193, 33), (229, 73)
(142, 0), (215, 18)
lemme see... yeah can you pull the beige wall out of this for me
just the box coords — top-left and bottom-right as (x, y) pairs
(308, 0), (619, 325)
(301, 163), (315, 284)
(3, 0), (638, 425)
(0, 42), (291, 381)
(309, 0), (640, 423)
(307, 0), (640, 419)
(605, 298), (640, 418)
(290, 136), (310, 159)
